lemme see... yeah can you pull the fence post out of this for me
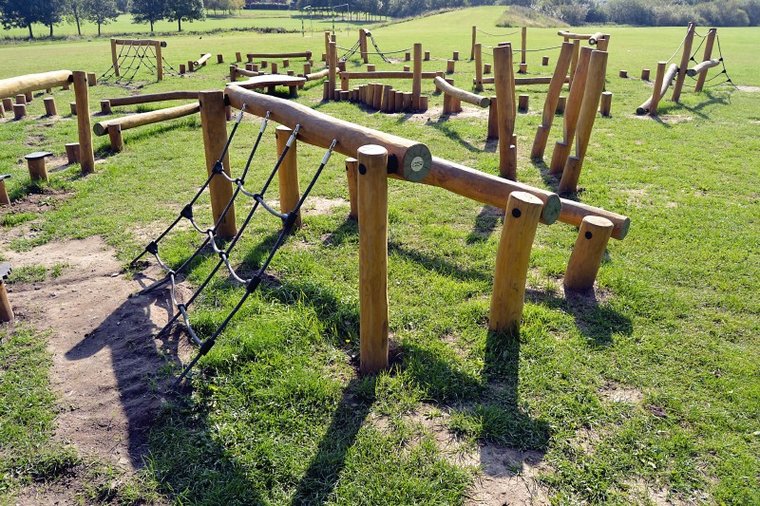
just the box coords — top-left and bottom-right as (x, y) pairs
(412, 43), (422, 110)
(493, 44), (516, 180)
(72, 71), (95, 175)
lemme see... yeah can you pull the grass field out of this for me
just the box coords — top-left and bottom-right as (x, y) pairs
(1, 6), (759, 505)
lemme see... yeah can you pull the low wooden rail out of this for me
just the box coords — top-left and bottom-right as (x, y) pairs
(687, 59), (720, 77)
(93, 102), (200, 136)
(101, 91), (200, 113)
(636, 63), (678, 115)
(0, 70), (72, 98)
(478, 76), (569, 86)
(247, 51), (312, 61)
(433, 76), (490, 108)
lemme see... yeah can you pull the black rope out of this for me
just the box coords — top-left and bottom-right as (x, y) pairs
(477, 28), (519, 37)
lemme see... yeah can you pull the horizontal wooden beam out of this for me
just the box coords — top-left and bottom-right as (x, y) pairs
(225, 85), (432, 182)
(340, 70), (443, 80)
(104, 91), (200, 107)
(479, 75), (570, 86)
(247, 51), (312, 59)
(687, 59), (720, 77)
(433, 76), (490, 108)
(0, 70), (72, 98)
(305, 68), (330, 81)
(93, 102), (199, 136)
(112, 38), (167, 47)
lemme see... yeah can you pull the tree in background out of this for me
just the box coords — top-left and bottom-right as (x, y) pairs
(130, 0), (165, 32)
(115, 0), (128, 12)
(39, 0), (64, 36)
(165, 0), (203, 31)
(83, 0), (118, 35)
(0, 0), (54, 38)
(66, 0), (85, 35)
(204, 0), (244, 15)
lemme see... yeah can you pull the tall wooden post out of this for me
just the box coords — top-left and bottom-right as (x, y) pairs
(564, 216), (613, 292)
(559, 50), (608, 195)
(155, 41), (163, 81)
(72, 71), (95, 175)
(345, 157), (358, 219)
(275, 126), (301, 230)
(489, 191), (543, 334)
(360, 29), (368, 64)
(470, 26), (477, 60)
(110, 39), (120, 77)
(671, 22), (696, 102)
(569, 40), (580, 85)
(474, 43), (483, 92)
(412, 43), (422, 110)
(357, 145), (389, 374)
(550, 47), (592, 175)
(695, 28), (717, 92)
(521, 27), (527, 64)
(531, 42), (574, 160)
(650, 61), (667, 115)
(493, 44), (516, 180)
(324, 31), (331, 60)
(108, 124), (124, 152)
(199, 90), (236, 239)
(328, 41), (337, 100)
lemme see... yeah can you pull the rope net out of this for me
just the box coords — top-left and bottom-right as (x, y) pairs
(131, 107), (338, 383)
(100, 41), (176, 85)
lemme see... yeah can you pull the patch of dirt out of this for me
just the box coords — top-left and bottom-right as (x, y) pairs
(737, 85), (760, 92)
(3, 237), (190, 473)
(625, 478), (688, 505)
(0, 188), (71, 216)
(599, 382), (644, 404)
(300, 196), (348, 215)
(631, 114), (693, 124)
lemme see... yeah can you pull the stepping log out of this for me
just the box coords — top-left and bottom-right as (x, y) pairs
(25, 151), (54, 181)
(0, 262), (13, 322)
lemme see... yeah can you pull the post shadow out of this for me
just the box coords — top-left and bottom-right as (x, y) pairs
(466, 204), (503, 244)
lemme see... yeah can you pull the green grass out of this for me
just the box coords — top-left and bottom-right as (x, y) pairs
(0, 6), (758, 504)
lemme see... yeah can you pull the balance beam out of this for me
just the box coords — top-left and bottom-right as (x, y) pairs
(247, 51), (312, 61)
(636, 63), (678, 115)
(687, 59), (720, 77)
(102, 91), (200, 109)
(112, 38), (167, 47)
(93, 102), (200, 136)
(478, 76), (569, 86)
(433, 76), (490, 108)
(0, 70), (72, 98)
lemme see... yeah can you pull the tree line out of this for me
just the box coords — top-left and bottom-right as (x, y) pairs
(0, 0), (244, 38)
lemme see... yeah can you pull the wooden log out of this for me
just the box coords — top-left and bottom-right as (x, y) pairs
(328, 41), (337, 100)
(413, 43), (423, 110)
(306, 68), (329, 81)
(564, 216), (613, 291)
(43, 97), (57, 116)
(0, 176), (9, 205)
(2, 98), (12, 110)
(489, 191), (543, 334)
(345, 157), (358, 219)
(424, 51), (430, 61)
(569, 40), (580, 84)
(87, 72), (97, 86)
(446, 60), (455, 74)
(636, 62), (677, 116)
(531, 42), (574, 160)
(26, 152), (51, 181)
(487, 97), (499, 140)
(672, 22), (696, 102)
(518, 63), (527, 74)
(236, 51), (242, 62)
(111, 39), (120, 77)
(494, 44), (516, 180)
(24, 91), (33, 103)
(357, 144), (389, 374)
(478, 76), (568, 86)
(339, 90), (350, 102)
(484, 63), (491, 74)
(0, 280), (13, 323)
(13, 103), (26, 120)
(381, 85), (393, 113)
(271, 62), (279, 74)
(112, 38), (167, 47)
(339, 70), (442, 81)
(394, 91), (403, 113)
(360, 28), (369, 63)
(367, 64), (376, 72)
(217, 54), (224, 64)
(474, 43), (483, 91)
(550, 46), (592, 175)
(405, 52), (411, 61)
(0, 70), (72, 99)
(275, 126), (302, 230)
(402, 92), (412, 111)
(179, 64), (186, 74)
(419, 95), (428, 112)
(225, 85), (433, 182)
(65, 143), (80, 164)
(196, 53), (211, 67)
(521, 26), (528, 64)
(425, 156), (560, 225)
(542, 56), (550, 66)
(434, 76), (490, 107)
(372, 83), (383, 110)
(599, 91), (612, 117)
(187, 61), (195, 73)
(100, 99), (112, 114)
(104, 91), (199, 108)
(559, 50), (609, 195)
(471, 25), (477, 60)
(0, 101), (4, 119)
(687, 58), (720, 77)
(695, 28), (717, 92)
(199, 91), (236, 239)
(618, 70), (628, 78)
(15, 94), (26, 105)
(557, 95), (566, 114)
(108, 124), (124, 152)
(641, 68), (650, 81)
(246, 51), (312, 60)
(93, 102), (200, 136)
(155, 42), (163, 81)
(518, 94), (529, 113)
(72, 71), (94, 175)
(557, 30), (595, 40)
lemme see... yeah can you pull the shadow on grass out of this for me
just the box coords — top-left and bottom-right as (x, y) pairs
(429, 119), (483, 153)
(466, 204), (503, 244)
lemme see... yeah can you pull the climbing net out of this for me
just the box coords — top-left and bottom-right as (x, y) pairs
(338, 33), (410, 64)
(131, 106), (337, 383)
(101, 41), (178, 85)
(686, 31), (736, 88)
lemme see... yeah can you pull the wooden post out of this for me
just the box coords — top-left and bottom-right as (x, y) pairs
(360, 29), (368, 64)
(564, 216), (613, 292)
(275, 126), (301, 230)
(550, 47), (591, 175)
(569, 40), (580, 85)
(0, 101), (4, 119)
(16, 94), (26, 105)
(531, 42), (573, 160)
(110, 38), (120, 77)
(2, 98), (12, 110)
(424, 51), (430, 61)
(599, 91), (612, 117)
(488, 191), (543, 334)
(100, 99), (112, 114)
(272, 62), (279, 74)
(155, 41), (163, 81)
(518, 62), (527, 74)
(487, 96), (498, 140)
(357, 144), (389, 374)
(484, 63), (492, 75)
(87, 72), (97, 87)
(452, 51), (460, 61)
(618, 70), (628, 78)
(493, 44), (516, 180)
(345, 157), (358, 219)
(649, 62), (667, 115)
(108, 124), (124, 152)
(419, 95), (428, 112)
(695, 28), (717, 92)
(474, 43), (483, 91)
(69, 102), (77, 115)
(446, 60), (455, 74)
(217, 54), (224, 64)
(179, 64), (186, 75)
(324, 31), (331, 59)
(542, 56), (550, 66)
(43, 97), (57, 116)
(65, 143), (80, 164)
(0, 177), (9, 205)
(13, 103), (26, 120)
(199, 91), (236, 239)
(470, 25), (477, 60)
(412, 43), (422, 110)
(405, 52), (410, 62)
(72, 71), (95, 175)
(521, 26), (527, 64)
(518, 94), (529, 113)
(24, 91), (33, 102)
(641, 68), (650, 81)
(559, 50), (608, 195)
(328, 41), (337, 101)
(25, 152), (50, 181)
(0, 280), (13, 323)
(671, 22), (696, 102)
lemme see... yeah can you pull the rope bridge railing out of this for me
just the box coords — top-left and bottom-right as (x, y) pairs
(131, 105), (337, 383)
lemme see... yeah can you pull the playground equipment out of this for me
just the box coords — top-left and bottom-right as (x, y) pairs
(131, 87), (628, 383)
(338, 28), (410, 64)
(434, 76), (490, 115)
(470, 25), (528, 66)
(0, 262), (12, 323)
(183, 53), (212, 74)
(99, 91), (200, 114)
(636, 24), (733, 116)
(102, 39), (175, 84)
(0, 174), (11, 205)
(0, 70), (95, 176)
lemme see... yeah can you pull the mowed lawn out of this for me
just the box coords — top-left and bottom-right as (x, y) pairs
(1, 6), (759, 505)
